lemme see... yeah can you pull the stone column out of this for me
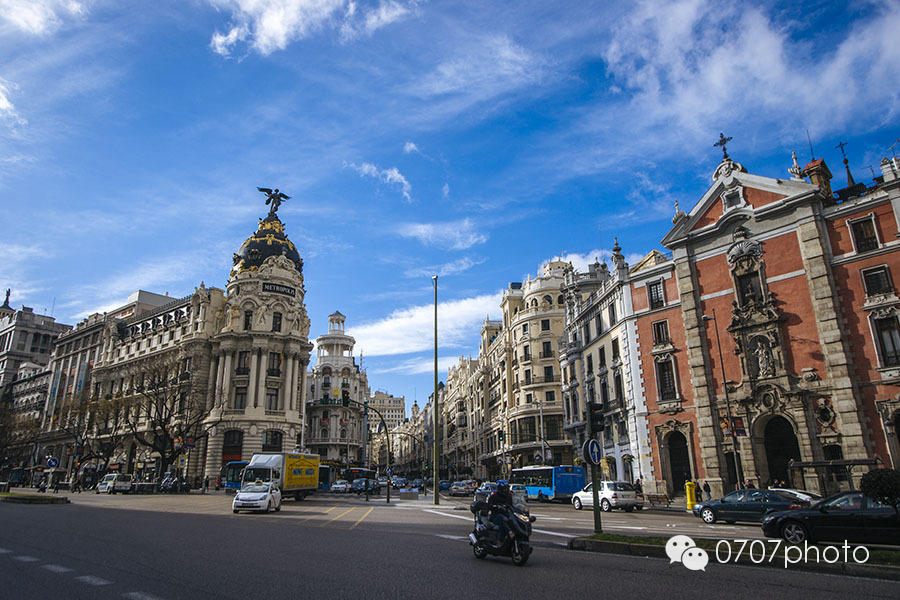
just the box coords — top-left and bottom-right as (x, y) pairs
(256, 350), (267, 409)
(282, 353), (294, 412)
(299, 364), (308, 448)
(214, 352), (226, 407)
(248, 350), (259, 408)
(204, 429), (222, 481)
(222, 351), (234, 409)
(206, 355), (218, 410)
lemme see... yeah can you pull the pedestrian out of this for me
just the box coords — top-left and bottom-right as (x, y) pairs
(702, 480), (711, 501)
(203, 475), (210, 494)
(746, 480), (755, 489)
(633, 478), (643, 495)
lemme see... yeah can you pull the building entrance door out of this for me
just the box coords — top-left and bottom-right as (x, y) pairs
(667, 431), (691, 496)
(764, 416), (801, 486)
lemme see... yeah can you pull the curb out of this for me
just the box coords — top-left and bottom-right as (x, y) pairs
(567, 537), (900, 581)
(0, 495), (70, 505)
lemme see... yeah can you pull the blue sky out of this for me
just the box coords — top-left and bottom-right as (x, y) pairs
(2, 1), (899, 413)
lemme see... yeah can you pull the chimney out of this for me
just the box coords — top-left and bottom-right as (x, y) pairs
(882, 157), (898, 182)
(801, 158), (833, 198)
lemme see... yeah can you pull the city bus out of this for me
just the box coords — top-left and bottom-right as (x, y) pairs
(343, 467), (375, 482)
(221, 460), (248, 492)
(510, 465), (585, 502)
(318, 465), (333, 490)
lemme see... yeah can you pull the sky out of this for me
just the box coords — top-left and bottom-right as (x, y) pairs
(2, 1), (899, 415)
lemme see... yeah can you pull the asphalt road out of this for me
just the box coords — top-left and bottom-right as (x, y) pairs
(0, 492), (896, 600)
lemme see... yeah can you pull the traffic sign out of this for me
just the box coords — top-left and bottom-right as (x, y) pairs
(582, 439), (602, 466)
(533, 451), (544, 463)
(46, 457), (59, 468)
(184, 437), (195, 450)
(387, 467), (393, 476)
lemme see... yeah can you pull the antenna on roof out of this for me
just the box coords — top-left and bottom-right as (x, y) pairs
(806, 128), (815, 161)
(889, 137), (900, 159)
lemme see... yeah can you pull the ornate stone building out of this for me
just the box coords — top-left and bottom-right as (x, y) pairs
(0, 298), (70, 387)
(305, 312), (369, 466)
(661, 149), (900, 496)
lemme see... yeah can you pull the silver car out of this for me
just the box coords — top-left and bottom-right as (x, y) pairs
(572, 480), (643, 512)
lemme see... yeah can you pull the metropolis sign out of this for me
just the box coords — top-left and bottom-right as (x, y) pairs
(262, 283), (296, 297)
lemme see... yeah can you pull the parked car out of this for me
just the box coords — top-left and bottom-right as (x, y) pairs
(391, 476), (407, 489)
(377, 477), (390, 489)
(768, 488), (822, 503)
(762, 491), (900, 546)
(350, 478), (380, 495)
(693, 489), (806, 524)
(439, 480), (451, 491)
(449, 481), (471, 496)
(410, 478), (425, 490)
(330, 480), (350, 493)
(158, 475), (189, 493)
(474, 482), (498, 502)
(232, 482), (281, 513)
(571, 481), (643, 512)
(95, 473), (133, 494)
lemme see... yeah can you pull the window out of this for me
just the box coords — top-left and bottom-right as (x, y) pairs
(595, 314), (603, 335)
(234, 387), (247, 410)
(599, 379), (609, 408)
(613, 371), (624, 402)
(543, 365), (554, 382)
(244, 310), (253, 330)
(874, 316), (900, 367)
(608, 303), (617, 325)
(541, 319), (550, 331)
(522, 345), (531, 361)
(525, 393), (533, 404)
(524, 369), (532, 384)
(545, 391), (555, 404)
(648, 281), (665, 309)
(272, 312), (282, 332)
(265, 388), (279, 410)
(617, 420), (629, 442)
(262, 430), (283, 452)
(652, 320), (670, 345)
(586, 355), (593, 374)
(542, 341), (552, 357)
(656, 359), (677, 402)
(237, 351), (250, 372)
(736, 273), (763, 306)
(612, 338), (620, 361)
(267, 352), (281, 375)
(522, 323), (528, 335)
(863, 267), (892, 296)
(722, 189), (742, 210)
(583, 324), (590, 343)
(598, 347), (606, 367)
(851, 217), (879, 253)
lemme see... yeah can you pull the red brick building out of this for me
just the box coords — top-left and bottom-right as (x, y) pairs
(658, 150), (900, 497)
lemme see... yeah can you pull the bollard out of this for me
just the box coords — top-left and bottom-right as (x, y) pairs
(685, 481), (697, 511)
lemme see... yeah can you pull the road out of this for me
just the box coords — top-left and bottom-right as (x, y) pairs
(0, 491), (896, 599)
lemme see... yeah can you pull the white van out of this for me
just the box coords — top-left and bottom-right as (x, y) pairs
(96, 473), (133, 494)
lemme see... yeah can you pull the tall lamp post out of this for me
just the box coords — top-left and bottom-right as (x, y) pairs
(432, 275), (440, 505)
(702, 311), (745, 490)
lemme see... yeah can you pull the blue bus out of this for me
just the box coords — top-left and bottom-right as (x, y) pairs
(510, 465), (585, 501)
(318, 465), (333, 490)
(221, 461), (248, 492)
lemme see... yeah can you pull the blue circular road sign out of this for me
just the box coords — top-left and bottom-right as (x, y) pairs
(582, 440), (602, 466)
(46, 457), (59, 468)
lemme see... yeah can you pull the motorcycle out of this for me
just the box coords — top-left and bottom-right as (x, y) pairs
(468, 499), (536, 566)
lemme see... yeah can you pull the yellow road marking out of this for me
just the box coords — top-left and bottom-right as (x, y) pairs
(295, 505), (337, 523)
(350, 507), (374, 529)
(319, 507), (355, 526)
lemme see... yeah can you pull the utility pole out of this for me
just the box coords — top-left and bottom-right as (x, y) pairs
(703, 311), (744, 490)
(585, 399), (603, 534)
(432, 275), (440, 505)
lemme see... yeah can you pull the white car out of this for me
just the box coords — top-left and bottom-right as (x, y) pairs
(572, 480), (643, 512)
(95, 473), (133, 494)
(233, 482), (282, 513)
(330, 480), (350, 493)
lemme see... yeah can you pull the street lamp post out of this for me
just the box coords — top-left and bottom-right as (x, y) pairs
(702, 311), (745, 490)
(432, 275), (439, 505)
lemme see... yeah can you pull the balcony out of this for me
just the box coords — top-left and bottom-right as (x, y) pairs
(234, 367), (250, 376)
(267, 368), (281, 377)
(539, 351), (555, 359)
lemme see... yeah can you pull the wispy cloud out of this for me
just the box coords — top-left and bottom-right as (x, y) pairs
(396, 218), (487, 249)
(403, 256), (485, 278)
(546, 248), (645, 274)
(340, 0), (413, 41)
(0, 77), (26, 127)
(372, 355), (460, 375)
(0, 242), (51, 305)
(441, 182), (449, 198)
(0, 0), (86, 36)
(348, 291), (502, 356)
(349, 161), (412, 202)
(403, 140), (418, 154)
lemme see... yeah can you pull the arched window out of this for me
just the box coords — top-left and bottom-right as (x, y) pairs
(320, 428), (328, 439)
(543, 295), (552, 305)
(340, 428), (347, 439)
(557, 294), (564, 305)
(222, 430), (243, 459)
(262, 430), (283, 452)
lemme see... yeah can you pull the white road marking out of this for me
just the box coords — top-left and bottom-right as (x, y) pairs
(41, 564), (74, 573)
(76, 575), (113, 586)
(123, 592), (165, 600)
(532, 528), (574, 538)
(605, 525), (648, 530)
(0, 548), (10, 554)
(13, 555), (39, 562)
(435, 534), (468, 541)
(423, 509), (471, 522)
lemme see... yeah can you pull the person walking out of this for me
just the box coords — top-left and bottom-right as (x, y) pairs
(702, 480), (711, 501)
(203, 475), (210, 494)
(746, 480), (756, 489)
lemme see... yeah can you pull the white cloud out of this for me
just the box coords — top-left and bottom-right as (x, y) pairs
(403, 141), (418, 154)
(349, 161), (412, 201)
(348, 291), (502, 356)
(396, 218), (487, 249)
(0, 0), (85, 35)
(404, 256), (485, 278)
(341, 0), (412, 41)
(441, 182), (449, 197)
(372, 355), (461, 375)
(0, 78), (26, 126)
(208, 0), (346, 56)
(547, 248), (645, 274)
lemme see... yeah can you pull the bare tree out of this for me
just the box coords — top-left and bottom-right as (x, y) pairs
(122, 362), (220, 479)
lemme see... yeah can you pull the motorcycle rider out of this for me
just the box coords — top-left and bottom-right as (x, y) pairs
(488, 480), (514, 544)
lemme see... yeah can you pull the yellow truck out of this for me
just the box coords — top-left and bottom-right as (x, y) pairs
(242, 452), (319, 500)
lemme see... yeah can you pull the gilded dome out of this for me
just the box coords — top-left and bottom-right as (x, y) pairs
(231, 214), (303, 276)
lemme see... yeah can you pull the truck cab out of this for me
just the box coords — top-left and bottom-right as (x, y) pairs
(242, 455), (282, 488)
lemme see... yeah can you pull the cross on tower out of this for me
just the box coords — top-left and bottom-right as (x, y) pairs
(836, 141), (849, 160)
(714, 132), (733, 160)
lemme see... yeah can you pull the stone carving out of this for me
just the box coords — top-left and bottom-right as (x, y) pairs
(871, 305), (897, 320)
(754, 339), (775, 378)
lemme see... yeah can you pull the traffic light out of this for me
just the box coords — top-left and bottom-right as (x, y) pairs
(498, 430), (505, 443)
(588, 402), (604, 433)
(341, 389), (350, 407)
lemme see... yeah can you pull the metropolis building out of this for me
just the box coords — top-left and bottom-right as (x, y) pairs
(88, 197), (313, 482)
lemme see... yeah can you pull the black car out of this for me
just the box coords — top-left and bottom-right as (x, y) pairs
(692, 489), (806, 524)
(350, 478), (381, 495)
(762, 491), (900, 545)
